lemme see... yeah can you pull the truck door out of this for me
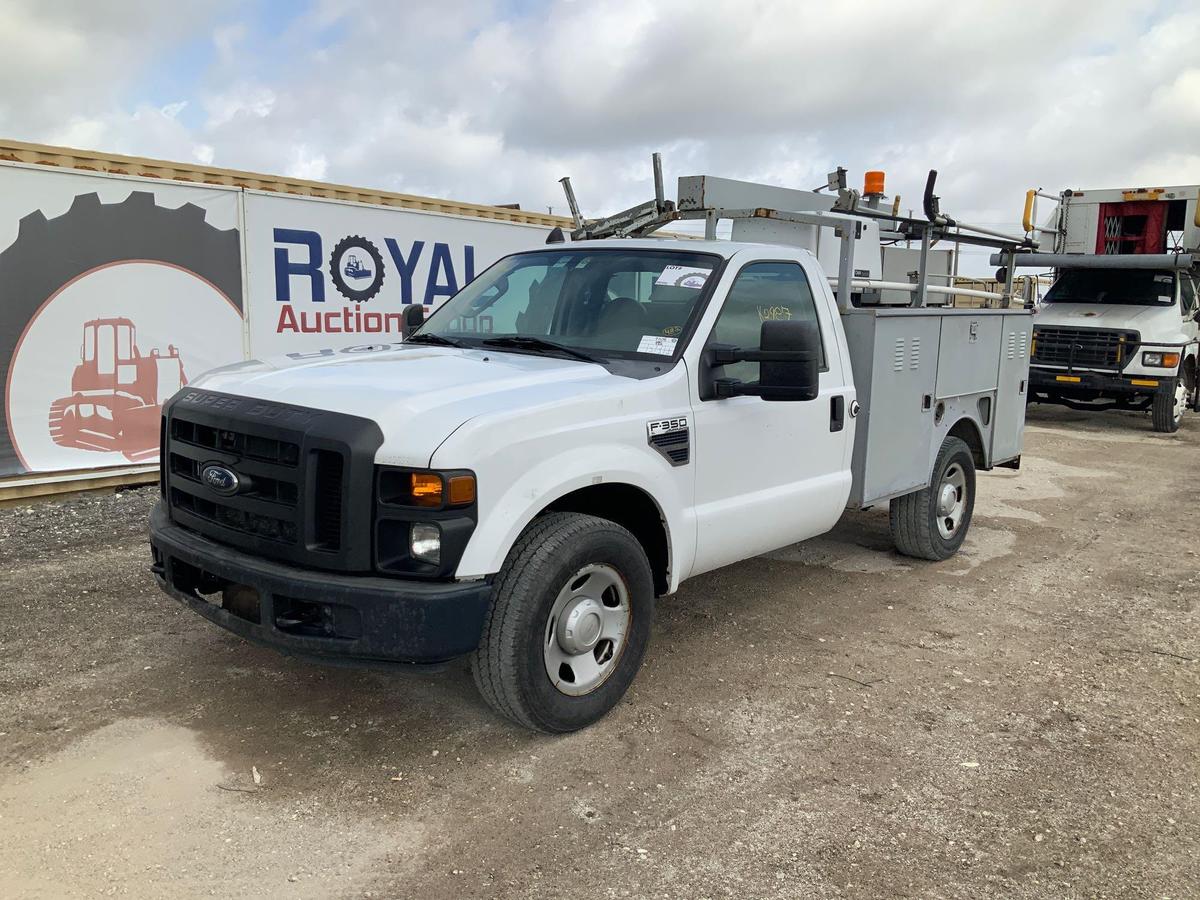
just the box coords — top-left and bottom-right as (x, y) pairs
(689, 259), (854, 575)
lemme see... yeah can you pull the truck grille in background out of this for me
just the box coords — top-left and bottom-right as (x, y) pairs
(1031, 326), (1139, 371)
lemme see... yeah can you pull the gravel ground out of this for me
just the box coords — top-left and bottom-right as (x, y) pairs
(0, 405), (1197, 899)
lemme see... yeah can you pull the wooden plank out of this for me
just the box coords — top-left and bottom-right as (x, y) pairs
(0, 468), (156, 507)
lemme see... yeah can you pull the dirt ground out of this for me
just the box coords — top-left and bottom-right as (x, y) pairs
(1, 405), (1197, 899)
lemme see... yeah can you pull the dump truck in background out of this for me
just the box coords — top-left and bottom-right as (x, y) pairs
(999, 184), (1200, 431)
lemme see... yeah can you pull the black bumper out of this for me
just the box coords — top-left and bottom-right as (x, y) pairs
(1029, 366), (1173, 397)
(149, 502), (492, 665)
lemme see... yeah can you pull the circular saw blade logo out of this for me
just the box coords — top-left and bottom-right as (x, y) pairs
(330, 235), (385, 302)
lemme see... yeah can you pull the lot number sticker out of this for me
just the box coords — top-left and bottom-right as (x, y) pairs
(655, 265), (710, 289)
(637, 334), (678, 355)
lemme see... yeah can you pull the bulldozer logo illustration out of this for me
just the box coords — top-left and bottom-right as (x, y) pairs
(342, 253), (373, 280)
(47, 317), (187, 462)
(0, 188), (244, 476)
(329, 235), (385, 303)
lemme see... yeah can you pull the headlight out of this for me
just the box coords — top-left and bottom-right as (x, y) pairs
(380, 470), (476, 508)
(1142, 351), (1180, 368)
(374, 467), (477, 577)
(410, 523), (441, 564)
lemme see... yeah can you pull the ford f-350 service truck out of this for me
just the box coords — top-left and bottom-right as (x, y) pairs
(150, 166), (1033, 732)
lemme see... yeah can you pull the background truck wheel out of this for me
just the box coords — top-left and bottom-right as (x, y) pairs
(1151, 378), (1187, 433)
(890, 435), (976, 561)
(471, 512), (654, 733)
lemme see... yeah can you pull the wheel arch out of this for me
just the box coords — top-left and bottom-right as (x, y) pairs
(947, 416), (987, 469)
(545, 483), (671, 596)
(450, 442), (690, 594)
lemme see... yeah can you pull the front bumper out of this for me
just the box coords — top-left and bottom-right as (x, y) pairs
(1029, 366), (1174, 398)
(149, 501), (492, 665)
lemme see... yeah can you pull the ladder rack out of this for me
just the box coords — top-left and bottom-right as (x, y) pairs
(559, 155), (1038, 310)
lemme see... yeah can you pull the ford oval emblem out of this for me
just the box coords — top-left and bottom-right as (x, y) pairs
(201, 464), (240, 496)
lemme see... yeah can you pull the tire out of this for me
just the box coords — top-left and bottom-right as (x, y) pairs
(1151, 378), (1187, 433)
(471, 512), (655, 733)
(890, 435), (976, 561)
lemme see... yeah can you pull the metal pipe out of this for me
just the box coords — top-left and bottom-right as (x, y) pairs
(914, 228), (931, 307)
(652, 153), (666, 212)
(559, 176), (584, 230)
(989, 252), (1196, 269)
(835, 223), (856, 312)
(826, 278), (1004, 301)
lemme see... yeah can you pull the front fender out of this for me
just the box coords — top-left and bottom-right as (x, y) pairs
(451, 442), (694, 592)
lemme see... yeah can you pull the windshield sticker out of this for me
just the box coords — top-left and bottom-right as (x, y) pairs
(655, 265), (711, 289)
(637, 334), (678, 355)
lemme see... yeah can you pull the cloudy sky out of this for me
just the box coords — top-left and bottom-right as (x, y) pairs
(1, 0), (1197, 272)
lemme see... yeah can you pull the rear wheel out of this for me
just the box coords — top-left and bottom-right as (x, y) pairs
(890, 435), (976, 561)
(471, 512), (654, 732)
(1151, 378), (1188, 433)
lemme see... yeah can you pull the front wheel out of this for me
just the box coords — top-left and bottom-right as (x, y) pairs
(890, 435), (976, 561)
(471, 512), (654, 732)
(1151, 378), (1188, 433)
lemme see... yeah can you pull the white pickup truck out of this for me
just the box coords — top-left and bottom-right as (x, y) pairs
(150, 172), (1032, 731)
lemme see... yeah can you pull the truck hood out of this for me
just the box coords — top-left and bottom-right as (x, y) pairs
(1036, 302), (1177, 331)
(191, 345), (622, 466)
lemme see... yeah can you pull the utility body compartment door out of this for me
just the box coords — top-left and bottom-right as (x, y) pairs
(841, 311), (939, 506)
(687, 254), (854, 577)
(991, 315), (1032, 463)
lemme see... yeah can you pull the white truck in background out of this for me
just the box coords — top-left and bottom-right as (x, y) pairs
(150, 161), (1033, 732)
(1002, 185), (1200, 432)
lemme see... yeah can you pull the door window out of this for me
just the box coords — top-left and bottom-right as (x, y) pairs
(707, 261), (825, 384)
(1181, 275), (1197, 317)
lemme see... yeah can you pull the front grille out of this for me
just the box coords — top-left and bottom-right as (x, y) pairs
(170, 487), (298, 543)
(162, 389), (382, 572)
(1031, 326), (1140, 371)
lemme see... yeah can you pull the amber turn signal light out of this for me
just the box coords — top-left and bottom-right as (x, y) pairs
(448, 474), (476, 505)
(410, 473), (443, 507)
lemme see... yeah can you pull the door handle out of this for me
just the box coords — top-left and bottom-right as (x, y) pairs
(830, 395), (845, 432)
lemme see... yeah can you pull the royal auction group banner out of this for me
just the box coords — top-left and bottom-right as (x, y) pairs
(0, 162), (550, 478)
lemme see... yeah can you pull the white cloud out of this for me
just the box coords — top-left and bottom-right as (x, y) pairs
(2, 0), (1199, 273)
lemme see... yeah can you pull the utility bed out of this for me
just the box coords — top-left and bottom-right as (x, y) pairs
(841, 307), (1030, 507)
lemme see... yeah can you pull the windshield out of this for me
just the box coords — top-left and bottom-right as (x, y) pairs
(1043, 269), (1177, 307)
(413, 249), (721, 359)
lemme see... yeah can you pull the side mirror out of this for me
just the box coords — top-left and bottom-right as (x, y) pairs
(758, 320), (820, 400)
(704, 319), (821, 402)
(402, 304), (425, 335)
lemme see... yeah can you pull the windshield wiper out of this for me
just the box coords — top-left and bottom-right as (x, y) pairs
(407, 332), (464, 347)
(481, 336), (603, 363)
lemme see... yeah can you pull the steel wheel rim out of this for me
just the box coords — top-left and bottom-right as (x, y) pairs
(935, 462), (967, 540)
(543, 564), (631, 697)
(1173, 380), (1187, 423)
